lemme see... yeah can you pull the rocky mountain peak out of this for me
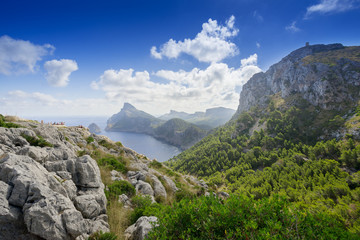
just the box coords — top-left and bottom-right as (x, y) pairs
(122, 102), (136, 111)
(237, 43), (360, 114)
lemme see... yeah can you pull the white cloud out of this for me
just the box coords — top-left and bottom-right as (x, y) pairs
(0, 35), (54, 75)
(44, 59), (78, 87)
(2, 90), (119, 116)
(92, 54), (261, 115)
(285, 21), (300, 32)
(256, 42), (261, 48)
(150, 16), (239, 63)
(305, 0), (359, 18)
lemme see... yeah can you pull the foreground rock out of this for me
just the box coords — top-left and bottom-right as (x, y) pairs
(0, 123), (109, 239)
(124, 216), (158, 240)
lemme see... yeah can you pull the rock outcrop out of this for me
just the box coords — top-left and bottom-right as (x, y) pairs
(238, 44), (360, 113)
(124, 216), (158, 240)
(0, 123), (109, 239)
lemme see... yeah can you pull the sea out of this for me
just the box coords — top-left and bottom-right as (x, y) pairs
(26, 116), (182, 162)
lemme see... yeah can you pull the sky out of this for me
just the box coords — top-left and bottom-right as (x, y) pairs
(0, 0), (360, 117)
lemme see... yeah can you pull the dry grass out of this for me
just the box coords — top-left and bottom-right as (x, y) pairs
(107, 200), (132, 240)
(302, 46), (360, 65)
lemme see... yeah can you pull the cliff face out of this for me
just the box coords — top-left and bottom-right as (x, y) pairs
(238, 44), (360, 113)
(0, 122), (109, 240)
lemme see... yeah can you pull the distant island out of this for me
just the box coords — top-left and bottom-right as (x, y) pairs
(105, 103), (235, 149)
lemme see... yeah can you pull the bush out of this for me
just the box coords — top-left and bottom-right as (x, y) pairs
(147, 194), (355, 239)
(0, 114), (21, 128)
(129, 195), (163, 224)
(149, 160), (162, 169)
(88, 231), (117, 240)
(97, 156), (127, 173)
(105, 180), (135, 200)
(21, 134), (53, 147)
(86, 136), (95, 144)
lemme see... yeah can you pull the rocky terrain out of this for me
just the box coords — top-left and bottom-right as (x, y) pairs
(237, 44), (360, 114)
(0, 116), (209, 240)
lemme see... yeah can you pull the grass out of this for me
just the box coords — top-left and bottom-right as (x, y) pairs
(302, 46), (360, 66)
(107, 200), (132, 240)
(21, 134), (53, 147)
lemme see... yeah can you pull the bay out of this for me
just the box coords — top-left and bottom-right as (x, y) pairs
(27, 116), (182, 162)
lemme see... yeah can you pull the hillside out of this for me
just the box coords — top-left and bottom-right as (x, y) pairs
(106, 103), (207, 150)
(0, 114), (207, 239)
(159, 107), (235, 128)
(168, 44), (360, 235)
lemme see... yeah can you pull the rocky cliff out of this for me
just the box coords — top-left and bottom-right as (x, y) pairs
(238, 44), (360, 113)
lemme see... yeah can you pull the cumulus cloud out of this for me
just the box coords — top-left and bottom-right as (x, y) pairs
(92, 54), (261, 115)
(285, 21), (300, 32)
(305, 0), (359, 18)
(150, 16), (239, 63)
(44, 59), (78, 87)
(0, 35), (54, 75)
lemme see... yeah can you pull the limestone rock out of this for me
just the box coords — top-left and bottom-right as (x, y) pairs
(161, 175), (178, 192)
(111, 169), (124, 181)
(124, 216), (158, 240)
(135, 180), (154, 196)
(148, 174), (167, 199)
(119, 194), (133, 208)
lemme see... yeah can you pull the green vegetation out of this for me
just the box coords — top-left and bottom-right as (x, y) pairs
(148, 195), (356, 239)
(88, 231), (118, 240)
(97, 155), (127, 173)
(86, 136), (95, 144)
(21, 134), (54, 147)
(302, 46), (360, 66)
(105, 180), (135, 200)
(167, 95), (360, 235)
(0, 114), (21, 128)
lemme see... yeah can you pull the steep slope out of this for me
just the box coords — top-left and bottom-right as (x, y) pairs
(106, 103), (163, 134)
(168, 43), (360, 234)
(0, 114), (207, 240)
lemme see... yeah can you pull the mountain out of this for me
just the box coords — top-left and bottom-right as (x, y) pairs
(159, 107), (236, 128)
(106, 103), (163, 134)
(88, 123), (101, 134)
(168, 43), (360, 234)
(154, 118), (207, 149)
(106, 103), (207, 149)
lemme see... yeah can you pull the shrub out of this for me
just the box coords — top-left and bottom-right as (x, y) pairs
(0, 114), (21, 128)
(149, 160), (162, 169)
(97, 156), (127, 173)
(86, 136), (95, 144)
(99, 139), (116, 150)
(129, 195), (164, 224)
(147, 194), (354, 239)
(21, 134), (53, 147)
(88, 231), (117, 240)
(105, 180), (135, 200)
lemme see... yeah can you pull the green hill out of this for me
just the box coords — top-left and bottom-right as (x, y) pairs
(167, 44), (360, 235)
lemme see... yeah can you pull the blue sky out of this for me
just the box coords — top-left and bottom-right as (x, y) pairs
(1, 0), (360, 117)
